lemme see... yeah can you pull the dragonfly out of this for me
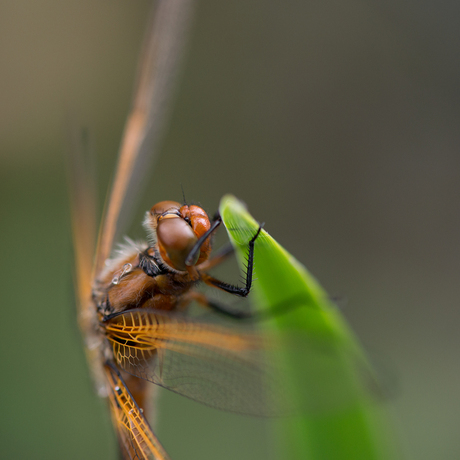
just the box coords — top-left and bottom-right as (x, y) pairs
(68, 1), (274, 459)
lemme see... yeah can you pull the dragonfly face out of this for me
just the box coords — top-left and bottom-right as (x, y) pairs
(145, 201), (212, 272)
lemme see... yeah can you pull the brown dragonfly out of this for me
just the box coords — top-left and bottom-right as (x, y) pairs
(68, 2), (273, 459)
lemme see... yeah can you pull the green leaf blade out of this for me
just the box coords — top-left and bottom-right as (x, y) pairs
(219, 194), (400, 460)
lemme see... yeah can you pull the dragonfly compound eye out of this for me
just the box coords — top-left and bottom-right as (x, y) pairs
(150, 200), (181, 216)
(180, 205), (212, 265)
(156, 215), (198, 271)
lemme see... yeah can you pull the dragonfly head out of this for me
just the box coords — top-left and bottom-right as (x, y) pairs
(144, 201), (212, 271)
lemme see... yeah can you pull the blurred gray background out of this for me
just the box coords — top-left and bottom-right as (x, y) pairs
(1, 0), (459, 459)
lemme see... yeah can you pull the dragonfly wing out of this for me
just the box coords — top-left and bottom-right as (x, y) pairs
(104, 309), (280, 416)
(95, 0), (195, 275)
(104, 308), (387, 417)
(66, 125), (98, 331)
(105, 363), (171, 460)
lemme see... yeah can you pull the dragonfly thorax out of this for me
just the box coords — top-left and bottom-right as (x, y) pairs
(94, 239), (193, 316)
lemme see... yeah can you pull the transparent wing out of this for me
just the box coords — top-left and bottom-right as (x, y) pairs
(66, 125), (98, 329)
(103, 309), (279, 416)
(105, 363), (171, 460)
(95, 0), (195, 276)
(104, 307), (387, 417)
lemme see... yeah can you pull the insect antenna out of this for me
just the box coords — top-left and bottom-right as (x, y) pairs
(180, 183), (187, 206)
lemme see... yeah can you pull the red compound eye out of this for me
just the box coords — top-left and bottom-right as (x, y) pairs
(179, 205), (211, 265)
(156, 214), (198, 271)
(146, 202), (211, 271)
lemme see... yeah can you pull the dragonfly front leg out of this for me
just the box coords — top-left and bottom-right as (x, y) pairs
(200, 225), (263, 297)
(185, 213), (222, 267)
(196, 242), (234, 271)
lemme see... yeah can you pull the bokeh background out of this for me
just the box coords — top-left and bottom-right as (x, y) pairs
(1, 1), (459, 459)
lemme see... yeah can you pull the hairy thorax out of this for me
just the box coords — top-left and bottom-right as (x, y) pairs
(93, 240), (195, 316)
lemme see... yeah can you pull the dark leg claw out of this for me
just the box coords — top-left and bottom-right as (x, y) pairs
(202, 224), (264, 297)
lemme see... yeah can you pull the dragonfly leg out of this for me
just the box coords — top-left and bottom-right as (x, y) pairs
(188, 291), (252, 320)
(185, 214), (222, 266)
(200, 225), (263, 297)
(196, 242), (234, 271)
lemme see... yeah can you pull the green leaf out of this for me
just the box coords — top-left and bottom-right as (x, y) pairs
(219, 195), (400, 460)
